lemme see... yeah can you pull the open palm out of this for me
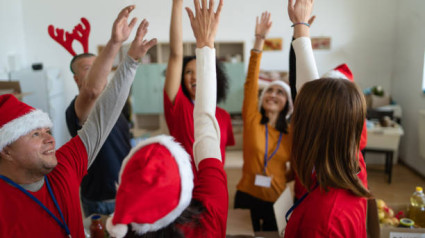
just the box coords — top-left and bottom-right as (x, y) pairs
(255, 11), (272, 38)
(112, 5), (138, 44)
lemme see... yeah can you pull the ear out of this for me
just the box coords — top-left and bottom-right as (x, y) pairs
(73, 75), (82, 89)
(0, 146), (13, 162)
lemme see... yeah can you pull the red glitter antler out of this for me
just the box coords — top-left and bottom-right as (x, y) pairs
(72, 18), (90, 54)
(48, 17), (91, 56)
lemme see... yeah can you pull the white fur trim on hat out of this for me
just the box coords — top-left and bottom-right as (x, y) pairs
(106, 216), (128, 238)
(258, 80), (293, 119)
(108, 135), (194, 236)
(321, 70), (348, 81)
(0, 109), (52, 152)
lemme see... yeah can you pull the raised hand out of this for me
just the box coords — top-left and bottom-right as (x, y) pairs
(308, 15), (316, 26)
(288, 0), (314, 24)
(111, 5), (138, 44)
(253, 11), (272, 51)
(185, 0), (224, 48)
(127, 19), (157, 61)
(255, 11), (272, 39)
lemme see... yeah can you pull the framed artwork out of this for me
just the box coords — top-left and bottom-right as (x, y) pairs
(263, 38), (283, 51)
(311, 37), (331, 50)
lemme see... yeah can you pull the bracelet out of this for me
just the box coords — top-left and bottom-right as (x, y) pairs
(291, 22), (310, 27)
(255, 34), (266, 39)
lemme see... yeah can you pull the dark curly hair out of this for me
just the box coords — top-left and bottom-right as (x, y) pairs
(181, 56), (229, 104)
(260, 101), (290, 134)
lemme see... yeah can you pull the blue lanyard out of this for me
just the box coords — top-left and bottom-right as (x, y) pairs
(264, 124), (283, 174)
(285, 182), (319, 222)
(0, 175), (72, 237)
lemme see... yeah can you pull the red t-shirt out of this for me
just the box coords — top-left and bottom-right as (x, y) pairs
(0, 136), (88, 238)
(180, 158), (228, 238)
(284, 186), (367, 238)
(288, 123), (368, 238)
(164, 88), (235, 172)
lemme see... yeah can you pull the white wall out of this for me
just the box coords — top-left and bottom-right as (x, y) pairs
(15, 0), (399, 102)
(5, 0), (425, 174)
(0, 0), (27, 77)
(391, 0), (425, 176)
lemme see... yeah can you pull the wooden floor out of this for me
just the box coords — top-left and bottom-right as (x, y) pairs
(367, 163), (425, 204)
(225, 150), (425, 208)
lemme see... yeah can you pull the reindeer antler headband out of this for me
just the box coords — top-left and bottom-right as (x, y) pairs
(48, 17), (91, 56)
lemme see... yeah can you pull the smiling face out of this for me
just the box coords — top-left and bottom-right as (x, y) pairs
(261, 85), (288, 113)
(4, 128), (57, 178)
(183, 59), (197, 100)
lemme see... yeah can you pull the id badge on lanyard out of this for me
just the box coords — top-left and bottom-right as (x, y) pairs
(255, 125), (283, 188)
(255, 174), (272, 188)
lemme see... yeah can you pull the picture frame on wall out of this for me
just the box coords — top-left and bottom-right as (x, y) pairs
(263, 38), (283, 51)
(311, 37), (331, 50)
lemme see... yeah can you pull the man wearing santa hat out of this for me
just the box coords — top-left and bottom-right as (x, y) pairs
(0, 5), (157, 237)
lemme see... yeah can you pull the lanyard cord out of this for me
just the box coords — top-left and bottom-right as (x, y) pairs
(0, 175), (71, 237)
(285, 182), (319, 222)
(264, 124), (283, 174)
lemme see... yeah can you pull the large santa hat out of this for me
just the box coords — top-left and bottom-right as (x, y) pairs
(321, 63), (354, 82)
(106, 135), (194, 238)
(258, 80), (293, 118)
(0, 94), (52, 152)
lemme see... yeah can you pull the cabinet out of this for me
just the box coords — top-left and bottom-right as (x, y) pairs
(10, 68), (68, 148)
(131, 64), (166, 114)
(218, 62), (245, 113)
(138, 42), (245, 64)
(128, 42), (245, 131)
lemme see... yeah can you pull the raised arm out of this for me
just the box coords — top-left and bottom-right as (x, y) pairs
(74, 5), (138, 124)
(78, 18), (157, 167)
(288, 0), (319, 91)
(253, 12), (272, 51)
(243, 12), (272, 119)
(186, 0), (223, 167)
(288, 16), (315, 101)
(164, 0), (185, 103)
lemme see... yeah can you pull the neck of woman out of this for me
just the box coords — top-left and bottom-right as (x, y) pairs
(266, 111), (279, 128)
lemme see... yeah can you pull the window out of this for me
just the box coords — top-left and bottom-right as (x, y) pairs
(423, 50), (425, 94)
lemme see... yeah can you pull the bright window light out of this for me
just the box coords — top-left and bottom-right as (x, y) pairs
(423, 50), (425, 94)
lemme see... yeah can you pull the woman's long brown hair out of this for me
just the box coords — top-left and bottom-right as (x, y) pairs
(291, 78), (371, 197)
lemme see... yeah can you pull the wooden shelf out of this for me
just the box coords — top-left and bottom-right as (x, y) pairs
(121, 41), (245, 64)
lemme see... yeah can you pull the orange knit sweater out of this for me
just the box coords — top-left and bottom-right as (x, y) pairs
(236, 50), (292, 202)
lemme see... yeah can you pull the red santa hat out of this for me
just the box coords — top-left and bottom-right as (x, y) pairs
(321, 63), (354, 82)
(258, 80), (293, 118)
(106, 135), (194, 238)
(0, 94), (52, 152)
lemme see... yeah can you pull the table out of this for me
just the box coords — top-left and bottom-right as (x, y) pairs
(364, 123), (404, 183)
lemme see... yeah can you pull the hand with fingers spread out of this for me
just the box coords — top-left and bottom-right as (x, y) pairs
(255, 11), (272, 39)
(111, 5), (138, 44)
(288, 0), (314, 24)
(127, 19), (157, 61)
(253, 11), (272, 51)
(185, 0), (223, 48)
(288, 0), (315, 38)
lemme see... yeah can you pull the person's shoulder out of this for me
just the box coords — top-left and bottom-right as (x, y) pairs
(327, 190), (367, 237)
(320, 188), (366, 224)
(215, 106), (230, 116)
(65, 96), (78, 113)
